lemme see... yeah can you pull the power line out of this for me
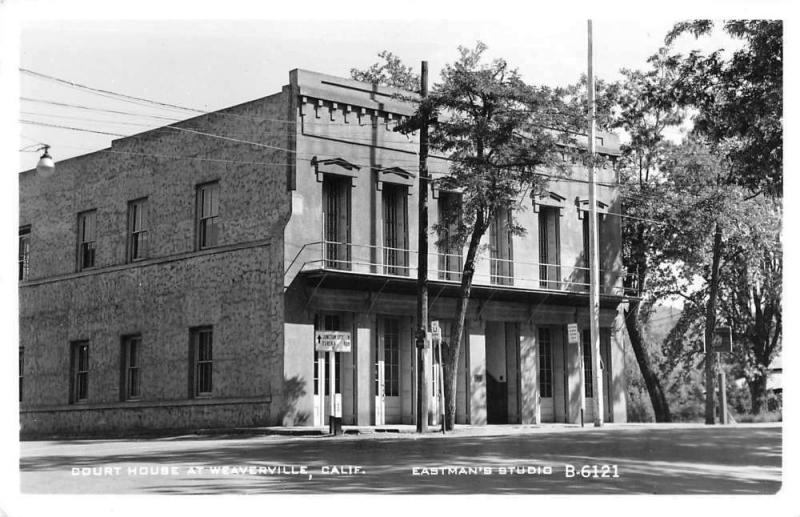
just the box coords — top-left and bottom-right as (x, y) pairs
(22, 97), (182, 122)
(20, 120), (127, 137)
(20, 96), (422, 147)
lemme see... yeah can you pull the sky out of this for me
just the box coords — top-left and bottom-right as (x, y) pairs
(13, 17), (738, 170)
(0, 0), (797, 516)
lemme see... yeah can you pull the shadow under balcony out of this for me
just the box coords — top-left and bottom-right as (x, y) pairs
(286, 242), (632, 310)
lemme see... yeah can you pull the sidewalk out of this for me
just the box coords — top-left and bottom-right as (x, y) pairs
(198, 421), (782, 439)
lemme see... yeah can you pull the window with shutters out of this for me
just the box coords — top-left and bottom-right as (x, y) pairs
(490, 208), (514, 285)
(322, 174), (351, 270)
(538, 207), (561, 289)
(383, 183), (409, 276)
(582, 213), (603, 291)
(437, 192), (463, 281)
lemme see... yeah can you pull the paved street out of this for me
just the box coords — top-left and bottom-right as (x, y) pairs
(20, 423), (781, 494)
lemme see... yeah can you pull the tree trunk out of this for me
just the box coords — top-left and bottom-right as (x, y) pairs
(748, 374), (768, 414)
(704, 223), (723, 425)
(442, 216), (486, 430)
(624, 299), (672, 422)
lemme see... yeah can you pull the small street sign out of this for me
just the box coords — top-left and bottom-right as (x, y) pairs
(315, 331), (352, 352)
(712, 327), (733, 354)
(431, 320), (441, 343)
(567, 323), (580, 345)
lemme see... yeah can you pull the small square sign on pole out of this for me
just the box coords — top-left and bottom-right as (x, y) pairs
(567, 323), (580, 345)
(431, 320), (441, 343)
(712, 327), (733, 354)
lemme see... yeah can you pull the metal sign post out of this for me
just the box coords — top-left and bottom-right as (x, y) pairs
(714, 327), (733, 424)
(315, 331), (351, 435)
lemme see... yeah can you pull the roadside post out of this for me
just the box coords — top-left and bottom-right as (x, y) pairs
(567, 323), (583, 426)
(315, 330), (351, 435)
(713, 327), (733, 424)
(431, 321), (445, 434)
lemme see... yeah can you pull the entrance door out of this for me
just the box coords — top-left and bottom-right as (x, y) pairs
(538, 327), (556, 422)
(375, 318), (401, 424)
(313, 315), (343, 427)
(600, 330), (613, 422)
(485, 321), (508, 424)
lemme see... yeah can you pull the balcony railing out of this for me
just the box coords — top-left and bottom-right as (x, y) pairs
(286, 240), (631, 297)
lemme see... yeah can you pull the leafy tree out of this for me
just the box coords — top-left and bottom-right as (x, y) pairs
(425, 43), (575, 429)
(602, 51), (690, 422)
(357, 43), (573, 429)
(664, 20), (782, 420)
(656, 140), (781, 416)
(350, 51), (420, 92)
(717, 196), (781, 413)
(665, 20), (782, 196)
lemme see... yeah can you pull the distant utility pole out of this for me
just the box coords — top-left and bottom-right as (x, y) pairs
(416, 60), (430, 434)
(587, 20), (604, 427)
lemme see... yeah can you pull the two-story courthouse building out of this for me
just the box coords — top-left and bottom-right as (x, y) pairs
(19, 69), (628, 436)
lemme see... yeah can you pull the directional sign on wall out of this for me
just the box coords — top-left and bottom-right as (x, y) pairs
(315, 331), (352, 353)
(567, 323), (580, 345)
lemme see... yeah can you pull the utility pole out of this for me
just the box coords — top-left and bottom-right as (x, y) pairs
(587, 20), (604, 427)
(416, 61), (430, 434)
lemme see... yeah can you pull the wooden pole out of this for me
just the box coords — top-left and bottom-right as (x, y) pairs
(416, 61), (430, 433)
(587, 19), (604, 427)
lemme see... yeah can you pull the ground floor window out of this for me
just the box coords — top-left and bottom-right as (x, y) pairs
(190, 327), (213, 397)
(381, 318), (400, 397)
(70, 341), (89, 403)
(19, 347), (24, 402)
(121, 335), (142, 400)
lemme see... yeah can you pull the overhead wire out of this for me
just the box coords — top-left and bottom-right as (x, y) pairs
(21, 68), (675, 226)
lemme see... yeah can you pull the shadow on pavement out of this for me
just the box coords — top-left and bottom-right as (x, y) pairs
(20, 426), (782, 494)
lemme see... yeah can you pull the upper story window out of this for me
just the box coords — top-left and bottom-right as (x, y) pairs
(322, 174), (351, 270)
(581, 213), (604, 291)
(70, 341), (90, 403)
(489, 208), (514, 286)
(437, 192), (463, 281)
(77, 210), (97, 271)
(382, 183), (409, 276)
(196, 182), (219, 250)
(538, 207), (561, 289)
(19, 226), (30, 281)
(127, 198), (148, 262)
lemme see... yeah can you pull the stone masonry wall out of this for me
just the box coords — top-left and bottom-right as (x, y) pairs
(19, 88), (293, 436)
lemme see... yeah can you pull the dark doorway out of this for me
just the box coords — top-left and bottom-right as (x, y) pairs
(486, 373), (508, 424)
(485, 321), (510, 424)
